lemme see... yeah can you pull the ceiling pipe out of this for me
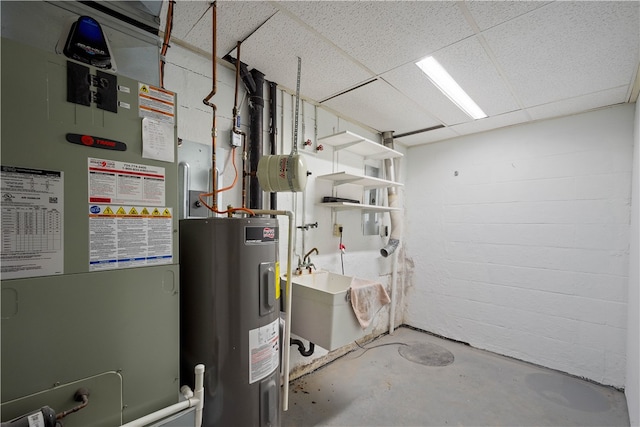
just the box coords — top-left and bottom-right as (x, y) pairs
(202, 1), (218, 212)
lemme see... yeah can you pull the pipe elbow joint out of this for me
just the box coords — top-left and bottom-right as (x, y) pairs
(381, 238), (400, 258)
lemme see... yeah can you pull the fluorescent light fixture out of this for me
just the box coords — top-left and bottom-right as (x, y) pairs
(416, 56), (487, 120)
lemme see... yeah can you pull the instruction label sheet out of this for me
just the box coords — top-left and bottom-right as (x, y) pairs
(88, 158), (166, 206)
(248, 318), (280, 384)
(88, 205), (172, 271)
(1, 166), (64, 280)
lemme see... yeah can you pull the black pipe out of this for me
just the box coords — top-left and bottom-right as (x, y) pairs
(248, 69), (265, 209)
(268, 80), (278, 211)
(290, 338), (315, 357)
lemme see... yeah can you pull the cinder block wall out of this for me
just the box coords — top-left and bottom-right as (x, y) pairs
(405, 104), (635, 387)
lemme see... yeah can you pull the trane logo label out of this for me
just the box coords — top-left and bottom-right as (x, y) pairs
(82, 135), (116, 148)
(263, 228), (275, 239)
(66, 133), (127, 151)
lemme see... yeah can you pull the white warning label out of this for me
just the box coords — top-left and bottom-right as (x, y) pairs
(249, 318), (280, 384)
(1, 166), (64, 280)
(88, 204), (172, 271)
(138, 83), (175, 124)
(88, 158), (166, 206)
(27, 412), (45, 427)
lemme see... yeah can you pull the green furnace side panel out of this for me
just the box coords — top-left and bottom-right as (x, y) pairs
(1, 38), (180, 425)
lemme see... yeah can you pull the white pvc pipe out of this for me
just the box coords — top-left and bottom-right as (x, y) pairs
(121, 401), (195, 427)
(251, 209), (294, 411)
(389, 248), (399, 335)
(193, 364), (205, 427)
(120, 364), (205, 427)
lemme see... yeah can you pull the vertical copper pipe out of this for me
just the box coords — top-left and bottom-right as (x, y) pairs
(202, 2), (218, 211)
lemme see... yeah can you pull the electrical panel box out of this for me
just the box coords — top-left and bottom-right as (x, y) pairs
(1, 37), (179, 425)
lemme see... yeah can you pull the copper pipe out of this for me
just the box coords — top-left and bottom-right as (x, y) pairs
(56, 388), (89, 420)
(202, 1), (218, 211)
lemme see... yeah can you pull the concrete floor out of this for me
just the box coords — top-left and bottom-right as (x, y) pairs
(283, 327), (629, 426)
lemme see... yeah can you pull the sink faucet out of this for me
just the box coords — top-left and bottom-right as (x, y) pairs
(302, 247), (318, 273)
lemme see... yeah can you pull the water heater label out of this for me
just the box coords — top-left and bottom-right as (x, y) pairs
(245, 226), (279, 244)
(0, 166), (64, 280)
(248, 318), (280, 384)
(88, 204), (173, 271)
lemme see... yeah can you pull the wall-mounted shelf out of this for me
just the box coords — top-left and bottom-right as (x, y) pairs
(318, 131), (403, 160)
(317, 172), (403, 189)
(318, 202), (401, 212)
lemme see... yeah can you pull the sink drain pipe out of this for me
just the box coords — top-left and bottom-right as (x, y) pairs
(290, 338), (315, 356)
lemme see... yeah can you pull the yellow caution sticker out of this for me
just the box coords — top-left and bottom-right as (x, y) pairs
(152, 208), (161, 216)
(140, 84), (149, 94)
(129, 207), (138, 215)
(141, 208), (150, 215)
(162, 208), (171, 216)
(103, 206), (114, 215)
(116, 207), (126, 215)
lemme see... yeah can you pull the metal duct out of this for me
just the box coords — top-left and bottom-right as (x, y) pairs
(77, 1), (162, 34)
(381, 131), (402, 257)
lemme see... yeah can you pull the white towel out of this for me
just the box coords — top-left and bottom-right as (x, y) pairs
(349, 277), (390, 329)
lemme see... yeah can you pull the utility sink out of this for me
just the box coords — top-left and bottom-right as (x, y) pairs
(288, 271), (368, 351)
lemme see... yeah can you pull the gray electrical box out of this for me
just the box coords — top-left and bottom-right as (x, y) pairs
(1, 35), (180, 425)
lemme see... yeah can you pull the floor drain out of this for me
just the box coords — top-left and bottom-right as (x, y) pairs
(398, 342), (455, 367)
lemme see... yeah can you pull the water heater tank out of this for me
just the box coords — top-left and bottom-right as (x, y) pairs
(179, 217), (281, 427)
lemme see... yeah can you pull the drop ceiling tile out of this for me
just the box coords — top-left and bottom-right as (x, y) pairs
(161, 1), (211, 40)
(483, 1), (640, 107)
(382, 64), (471, 126)
(323, 79), (442, 134)
(526, 86), (630, 122)
(395, 127), (459, 147)
(184, 1), (279, 56)
(449, 110), (530, 136)
(464, 1), (552, 31)
(279, 1), (474, 74)
(227, 12), (373, 101)
(428, 35), (520, 117)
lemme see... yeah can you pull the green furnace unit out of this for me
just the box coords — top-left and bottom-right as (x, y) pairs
(0, 34), (180, 425)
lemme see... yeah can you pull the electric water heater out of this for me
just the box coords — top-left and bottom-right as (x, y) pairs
(179, 217), (281, 427)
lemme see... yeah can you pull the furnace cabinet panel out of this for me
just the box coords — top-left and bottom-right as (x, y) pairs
(1, 37), (179, 424)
